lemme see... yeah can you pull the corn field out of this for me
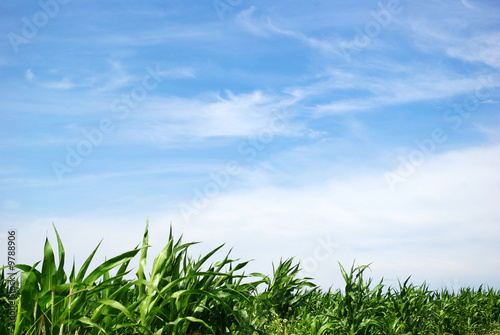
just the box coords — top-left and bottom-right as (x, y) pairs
(1, 222), (499, 335)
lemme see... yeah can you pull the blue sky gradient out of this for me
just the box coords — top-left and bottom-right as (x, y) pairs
(1, 0), (499, 290)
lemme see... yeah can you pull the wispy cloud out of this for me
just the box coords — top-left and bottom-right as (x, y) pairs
(235, 6), (271, 37)
(288, 69), (500, 115)
(25, 69), (34, 81)
(158, 67), (196, 79)
(446, 32), (500, 70)
(124, 90), (301, 146)
(40, 77), (76, 90)
(98, 60), (136, 91)
(236, 9), (347, 58)
(238, 1), (500, 73)
(408, 18), (500, 70)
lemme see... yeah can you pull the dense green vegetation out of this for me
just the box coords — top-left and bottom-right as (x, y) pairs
(1, 222), (499, 334)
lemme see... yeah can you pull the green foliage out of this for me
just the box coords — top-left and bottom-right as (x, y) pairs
(1, 221), (500, 335)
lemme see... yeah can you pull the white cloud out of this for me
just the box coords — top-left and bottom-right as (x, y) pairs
(446, 32), (500, 70)
(25, 69), (34, 81)
(291, 70), (500, 115)
(124, 90), (302, 145)
(98, 60), (136, 91)
(247, 3), (500, 74)
(235, 7), (354, 59)
(163, 144), (500, 289)
(235, 6), (270, 37)
(263, 18), (346, 57)
(158, 67), (196, 79)
(40, 77), (75, 90)
(409, 19), (500, 70)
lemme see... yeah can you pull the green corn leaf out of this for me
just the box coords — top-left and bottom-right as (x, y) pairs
(83, 248), (140, 285)
(75, 240), (103, 283)
(136, 220), (150, 301)
(69, 257), (76, 283)
(41, 237), (57, 295)
(165, 315), (215, 335)
(52, 224), (66, 284)
(98, 299), (136, 323)
(78, 316), (107, 334)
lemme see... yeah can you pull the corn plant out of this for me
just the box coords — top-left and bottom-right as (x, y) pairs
(324, 262), (385, 335)
(252, 258), (316, 319)
(118, 223), (255, 335)
(383, 277), (436, 334)
(0, 224), (142, 335)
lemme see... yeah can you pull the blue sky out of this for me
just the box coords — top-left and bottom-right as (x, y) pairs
(1, 0), (499, 290)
